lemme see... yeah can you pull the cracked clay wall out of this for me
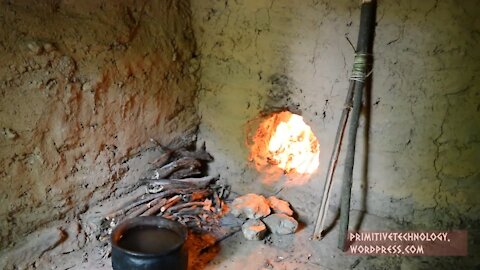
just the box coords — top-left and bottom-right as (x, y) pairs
(0, 0), (199, 248)
(191, 0), (480, 229)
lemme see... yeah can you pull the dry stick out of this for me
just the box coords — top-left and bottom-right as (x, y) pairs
(169, 168), (202, 179)
(312, 80), (356, 240)
(143, 176), (216, 189)
(174, 148), (213, 161)
(160, 195), (182, 213)
(338, 0), (376, 251)
(141, 157), (201, 180)
(150, 150), (174, 168)
(143, 176), (214, 184)
(106, 194), (157, 220)
(107, 188), (200, 219)
(146, 181), (194, 190)
(176, 206), (204, 216)
(150, 187), (201, 198)
(175, 176), (216, 183)
(167, 201), (207, 213)
(127, 196), (166, 218)
(141, 198), (168, 216)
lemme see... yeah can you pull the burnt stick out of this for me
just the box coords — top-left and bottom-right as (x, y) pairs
(169, 168), (202, 179)
(141, 157), (201, 180)
(167, 201), (207, 213)
(142, 176), (216, 189)
(149, 150), (174, 168)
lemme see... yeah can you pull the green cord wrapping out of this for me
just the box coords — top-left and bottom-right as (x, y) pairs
(349, 53), (370, 83)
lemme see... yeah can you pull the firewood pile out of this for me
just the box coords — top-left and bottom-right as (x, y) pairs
(101, 141), (232, 240)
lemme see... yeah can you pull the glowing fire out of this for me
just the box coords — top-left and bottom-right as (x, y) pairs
(267, 114), (320, 173)
(249, 111), (320, 176)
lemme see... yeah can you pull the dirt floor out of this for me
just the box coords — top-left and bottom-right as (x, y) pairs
(3, 203), (474, 270)
(204, 211), (476, 270)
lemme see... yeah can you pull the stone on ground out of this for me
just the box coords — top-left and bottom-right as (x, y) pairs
(267, 196), (294, 216)
(263, 213), (298, 235)
(242, 219), (267, 240)
(230, 193), (271, 219)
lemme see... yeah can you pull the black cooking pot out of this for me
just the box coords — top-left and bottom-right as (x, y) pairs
(111, 216), (188, 270)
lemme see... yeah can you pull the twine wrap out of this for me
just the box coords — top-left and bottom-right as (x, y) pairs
(349, 53), (371, 83)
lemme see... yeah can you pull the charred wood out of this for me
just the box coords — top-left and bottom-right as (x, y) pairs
(142, 176), (216, 190)
(149, 150), (174, 168)
(169, 168), (202, 179)
(181, 190), (212, 202)
(173, 144), (213, 161)
(141, 157), (201, 180)
(167, 201), (208, 213)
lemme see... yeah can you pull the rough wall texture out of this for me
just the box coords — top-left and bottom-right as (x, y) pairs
(0, 0), (199, 248)
(191, 0), (480, 230)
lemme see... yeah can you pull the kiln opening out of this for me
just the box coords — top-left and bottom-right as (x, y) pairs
(249, 111), (320, 177)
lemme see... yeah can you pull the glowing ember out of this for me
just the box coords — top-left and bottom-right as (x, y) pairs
(249, 111), (320, 175)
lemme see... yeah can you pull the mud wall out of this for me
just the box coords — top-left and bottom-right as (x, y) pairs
(0, 0), (199, 248)
(191, 0), (480, 228)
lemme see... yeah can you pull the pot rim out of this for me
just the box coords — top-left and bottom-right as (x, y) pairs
(111, 216), (187, 257)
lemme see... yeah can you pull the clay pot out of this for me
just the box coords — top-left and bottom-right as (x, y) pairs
(111, 216), (188, 270)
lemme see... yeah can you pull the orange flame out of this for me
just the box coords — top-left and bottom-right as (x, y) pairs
(249, 111), (320, 180)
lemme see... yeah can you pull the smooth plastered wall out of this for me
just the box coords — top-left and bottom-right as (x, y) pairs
(191, 0), (480, 228)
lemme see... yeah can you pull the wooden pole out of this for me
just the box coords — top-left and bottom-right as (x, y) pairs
(338, 0), (376, 251)
(312, 79), (356, 240)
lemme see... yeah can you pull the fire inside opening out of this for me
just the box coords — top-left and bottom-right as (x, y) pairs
(249, 111), (320, 178)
